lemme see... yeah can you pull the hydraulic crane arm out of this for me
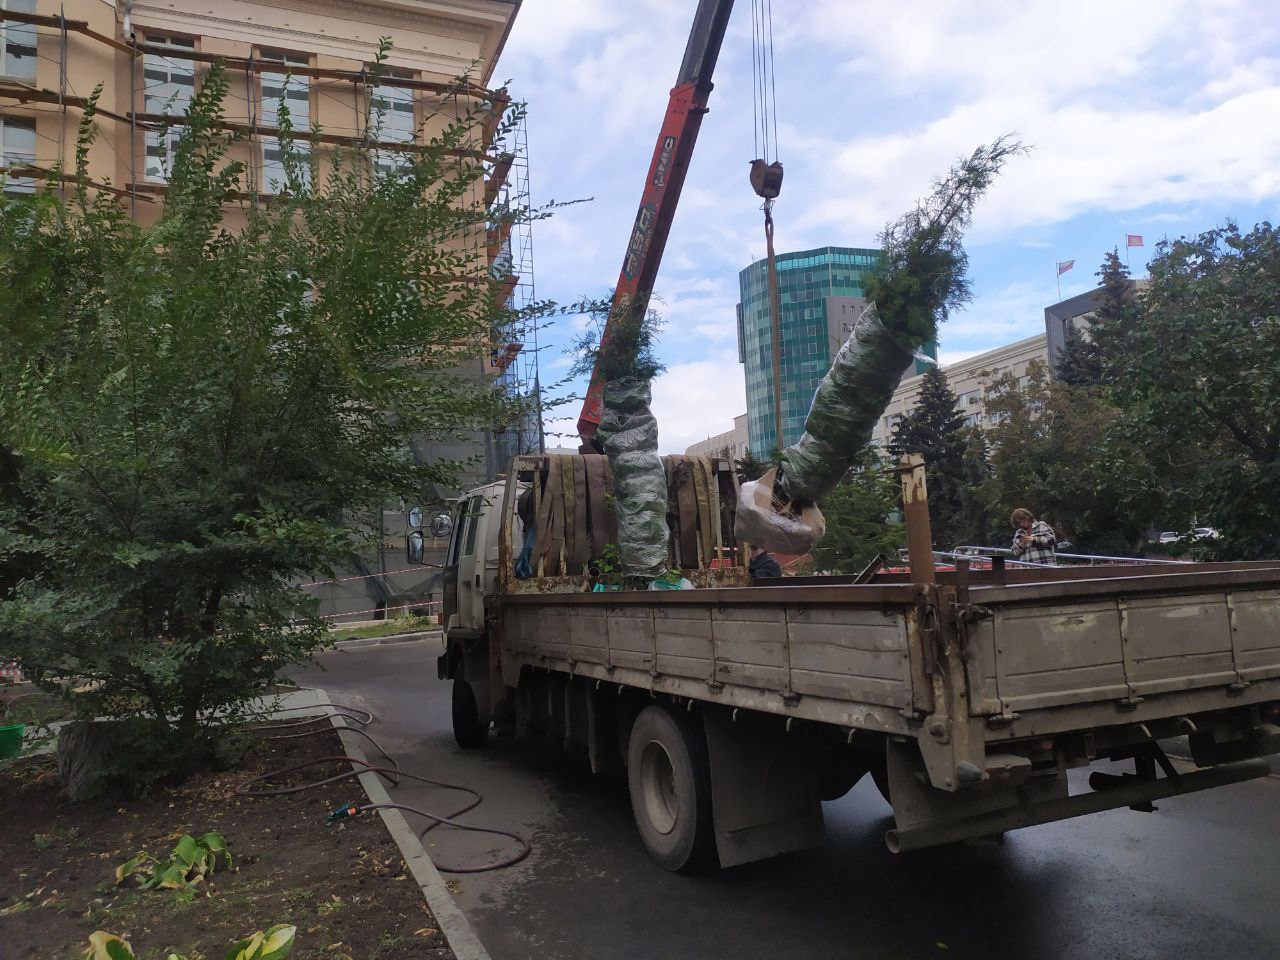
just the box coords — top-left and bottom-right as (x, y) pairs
(576, 0), (735, 441)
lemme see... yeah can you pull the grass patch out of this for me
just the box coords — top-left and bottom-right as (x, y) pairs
(327, 615), (437, 644)
(33, 826), (79, 849)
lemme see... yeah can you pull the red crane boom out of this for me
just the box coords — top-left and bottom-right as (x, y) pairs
(576, 0), (735, 441)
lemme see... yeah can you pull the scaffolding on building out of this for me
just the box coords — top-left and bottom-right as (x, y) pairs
(0, 8), (508, 208)
(1, 5), (540, 619)
(489, 112), (544, 464)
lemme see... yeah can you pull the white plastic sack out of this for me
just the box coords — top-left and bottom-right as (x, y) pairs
(735, 470), (826, 555)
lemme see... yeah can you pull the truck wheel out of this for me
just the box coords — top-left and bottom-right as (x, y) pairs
(452, 677), (489, 749)
(626, 705), (715, 872)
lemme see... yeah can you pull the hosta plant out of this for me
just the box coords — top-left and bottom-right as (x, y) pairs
(116, 832), (230, 892)
(84, 925), (296, 960)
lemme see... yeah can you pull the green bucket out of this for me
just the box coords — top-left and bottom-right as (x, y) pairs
(0, 723), (25, 760)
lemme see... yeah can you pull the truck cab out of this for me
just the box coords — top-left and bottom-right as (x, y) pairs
(438, 479), (521, 746)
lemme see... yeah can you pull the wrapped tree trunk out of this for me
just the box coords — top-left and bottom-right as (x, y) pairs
(597, 377), (670, 580)
(736, 137), (1024, 553)
(779, 302), (914, 504)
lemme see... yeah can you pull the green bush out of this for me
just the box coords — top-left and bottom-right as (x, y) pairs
(0, 53), (544, 770)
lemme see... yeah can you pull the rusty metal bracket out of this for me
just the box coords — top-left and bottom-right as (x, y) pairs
(916, 593), (940, 677)
(984, 703), (1022, 728)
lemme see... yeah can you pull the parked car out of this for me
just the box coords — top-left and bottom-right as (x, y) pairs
(1158, 528), (1221, 545)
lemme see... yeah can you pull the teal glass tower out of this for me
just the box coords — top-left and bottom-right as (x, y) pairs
(736, 245), (936, 454)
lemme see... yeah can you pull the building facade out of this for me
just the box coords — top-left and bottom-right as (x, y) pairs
(1043, 280), (1145, 374)
(870, 333), (1051, 447)
(0, 0), (526, 620)
(1044, 286), (1107, 373)
(685, 413), (748, 460)
(736, 245), (936, 454)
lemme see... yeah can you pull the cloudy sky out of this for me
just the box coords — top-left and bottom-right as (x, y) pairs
(495, 0), (1280, 453)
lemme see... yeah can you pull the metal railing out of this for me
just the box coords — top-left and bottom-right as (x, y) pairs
(931, 549), (1057, 569)
(952, 545), (1191, 567)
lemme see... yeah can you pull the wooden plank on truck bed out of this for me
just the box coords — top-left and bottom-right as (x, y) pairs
(785, 606), (913, 708)
(709, 605), (787, 691)
(604, 605), (656, 674)
(654, 605), (715, 683)
(1232, 587), (1280, 682)
(1122, 591), (1237, 696)
(991, 599), (1130, 712)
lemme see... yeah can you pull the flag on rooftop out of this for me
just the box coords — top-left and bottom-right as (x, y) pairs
(1056, 260), (1075, 276)
(1127, 234), (1144, 248)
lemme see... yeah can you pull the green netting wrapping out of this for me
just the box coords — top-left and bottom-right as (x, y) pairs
(778, 302), (915, 505)
(597, 376), (670, 579)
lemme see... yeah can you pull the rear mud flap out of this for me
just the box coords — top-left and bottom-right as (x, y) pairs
(703, 706), (824, 868)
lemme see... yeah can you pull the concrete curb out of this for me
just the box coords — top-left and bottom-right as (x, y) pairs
(311, 688), (492, 960)
(332, 631), (441, 650)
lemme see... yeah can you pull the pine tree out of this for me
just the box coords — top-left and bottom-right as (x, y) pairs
(888, 365), (973, 547)
(1055, 322), (1104, 388)
(736, 448), (776, 483)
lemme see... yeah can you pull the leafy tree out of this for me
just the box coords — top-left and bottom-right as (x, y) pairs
(1102, 222), (1280, 558)
(983, 361), (1149, 555)
(888, 365), (973, 547)
(0, 66), (538, 771)
(811, 450), (905, 574)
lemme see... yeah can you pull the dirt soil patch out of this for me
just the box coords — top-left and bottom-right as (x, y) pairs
(0, 724), (452, 960)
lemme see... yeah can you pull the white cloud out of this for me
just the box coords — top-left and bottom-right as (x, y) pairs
(808, 0), (1189, 101)
(501, 1), (622, 61)
(651, 350), (747, 454)
(788, 86), (1280, 245)
(500, 0), (1280, 444)
(942, 280), (1053, 349)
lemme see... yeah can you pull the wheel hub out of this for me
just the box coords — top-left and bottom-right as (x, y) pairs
(640, 739), (678, 835)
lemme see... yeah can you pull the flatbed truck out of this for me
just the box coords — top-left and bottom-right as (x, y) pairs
(439, 453), (1280, 871)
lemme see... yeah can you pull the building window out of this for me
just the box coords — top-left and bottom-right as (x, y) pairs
(260, 50), (311, 192)
(369, 73), (416, 177)
(1, 0), (36, 79)
(0, 115), (35, 193)
(142, 34), (196, 182)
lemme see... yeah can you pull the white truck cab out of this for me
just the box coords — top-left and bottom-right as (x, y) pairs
(437, 479), (524, 746)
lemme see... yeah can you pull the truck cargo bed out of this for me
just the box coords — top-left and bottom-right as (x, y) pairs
(499, 562), (1280, 746)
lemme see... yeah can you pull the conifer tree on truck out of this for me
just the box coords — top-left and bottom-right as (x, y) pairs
(438, 453), (1280, 872)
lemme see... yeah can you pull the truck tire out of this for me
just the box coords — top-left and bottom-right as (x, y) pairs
(626, 704), (715, 872)
(452, 677), (489, 749)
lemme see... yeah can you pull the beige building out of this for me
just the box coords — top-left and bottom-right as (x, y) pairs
(685, 413), (749, 460)
(1, 0), (524, 621)
(1, 0), (518, 221)
(870, 333), (1050, 447)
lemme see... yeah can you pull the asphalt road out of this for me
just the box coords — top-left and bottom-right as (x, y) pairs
(291, 641), (1280, 960)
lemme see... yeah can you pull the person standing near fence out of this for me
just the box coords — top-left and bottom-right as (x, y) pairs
(1011, 508), (1057, 565)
